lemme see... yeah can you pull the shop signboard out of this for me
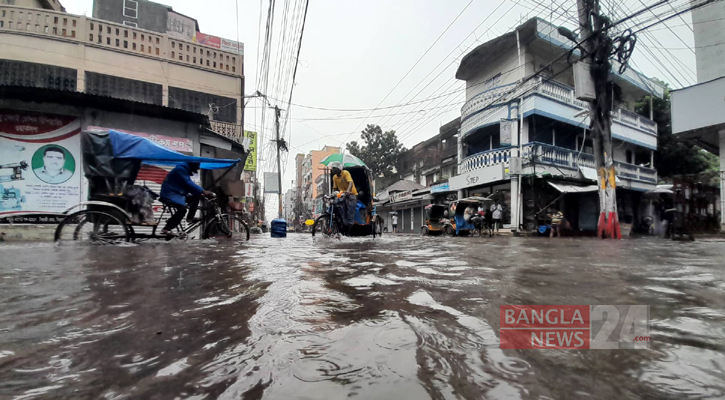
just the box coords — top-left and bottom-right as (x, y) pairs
(390, 190), (413, 203)
(431, 182), (450, 193)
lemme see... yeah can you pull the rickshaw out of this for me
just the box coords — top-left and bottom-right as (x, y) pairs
(449, 196), (494, 236)
(54, 129), (250, 244)
(311, 163), (381, 238)
(421, 204), (453, 236)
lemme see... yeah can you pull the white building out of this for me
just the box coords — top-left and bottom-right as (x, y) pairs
(283, 186), (296, 222)
(692, 0), (725, 83)
(671, 1), (725, 231)
(450, 18), (664, 233)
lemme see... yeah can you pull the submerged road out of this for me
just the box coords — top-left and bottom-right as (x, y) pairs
(0, 235), (724, 399)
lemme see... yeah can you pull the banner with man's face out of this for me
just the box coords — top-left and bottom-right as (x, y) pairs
(0, 110), (82, 217)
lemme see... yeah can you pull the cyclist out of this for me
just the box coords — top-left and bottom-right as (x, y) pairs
(159, 162), (215, 236)
(330, 164), (357, 235)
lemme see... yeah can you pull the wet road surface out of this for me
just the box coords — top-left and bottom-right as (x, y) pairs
(1, 234), (724, 399)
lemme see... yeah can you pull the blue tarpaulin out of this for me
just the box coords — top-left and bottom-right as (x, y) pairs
(108, 130), (240, 170)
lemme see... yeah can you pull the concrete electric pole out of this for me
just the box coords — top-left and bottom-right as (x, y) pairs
(274, 105), (283, 220)
(576, 0), (621, 239)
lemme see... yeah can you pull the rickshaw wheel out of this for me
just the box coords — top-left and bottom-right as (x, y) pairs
(55, 210), (130, 245)
(312, 214), (339, 237)
(421, 226), (429, 236)
(444, 225), (453, 236)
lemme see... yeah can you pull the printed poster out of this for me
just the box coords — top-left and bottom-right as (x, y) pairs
(243, 130), (257, 171)
(0, 110), (82, 217)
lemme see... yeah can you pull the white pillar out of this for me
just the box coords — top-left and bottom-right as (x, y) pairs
(720, 131), (725, 232)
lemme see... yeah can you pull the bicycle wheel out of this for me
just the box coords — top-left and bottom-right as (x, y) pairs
(214, 214), (250, 241)
(312, 214), (339, 237)
(203, 215), (233, 239)
(55, 210), (129, 245)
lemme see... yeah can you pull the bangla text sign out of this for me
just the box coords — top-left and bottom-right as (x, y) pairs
(243, 131), (257, 171)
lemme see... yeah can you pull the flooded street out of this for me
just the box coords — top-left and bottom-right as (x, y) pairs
(1, 235), (724, 399)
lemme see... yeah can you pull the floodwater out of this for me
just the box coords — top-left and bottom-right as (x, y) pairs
(1, 234), (724, 400)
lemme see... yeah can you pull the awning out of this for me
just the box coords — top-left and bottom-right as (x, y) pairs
(458, 195), (493, 203)
(548, 182), (599, 193)
(106, 130), (240, 169)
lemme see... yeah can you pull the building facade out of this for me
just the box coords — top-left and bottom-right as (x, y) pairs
(692, 0), (725, 84)
(295, 145), (340, 217)
(671, 1), (725, 231)
(0, 0), (245, 141)
(397, 117), (460, 187)
(0, 0), (248, 238)
(451, 18), (664, 233)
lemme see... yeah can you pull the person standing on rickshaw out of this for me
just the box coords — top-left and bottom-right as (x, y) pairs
(159, 162), (215, 236)
(331, 164), (358, 236)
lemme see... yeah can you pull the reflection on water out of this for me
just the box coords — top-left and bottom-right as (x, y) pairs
(0, 236), (724, 399)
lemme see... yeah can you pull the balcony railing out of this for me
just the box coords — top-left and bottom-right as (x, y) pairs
(520, 142), (595, 170)
(210, 120), (242, 142)
(614, 160), (658, 184)
(0, 5), (242, 76)
(459, 147), (511, 173)
(461, 77), (657, 136)
(460, 142), (657, 183)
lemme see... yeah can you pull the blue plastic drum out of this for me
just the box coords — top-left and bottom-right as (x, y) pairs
(271, 218), (287, 238)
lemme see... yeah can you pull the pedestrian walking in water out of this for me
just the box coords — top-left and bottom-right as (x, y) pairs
(548, 208), (564, 238)
(392, 213), (398, 233)
(491, 202), (503, 235)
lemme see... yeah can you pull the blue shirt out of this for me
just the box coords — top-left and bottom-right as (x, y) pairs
(159, 164), (204, 206)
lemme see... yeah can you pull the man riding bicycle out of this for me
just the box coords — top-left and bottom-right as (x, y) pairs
(330, 164), (357, 236)
(159, 162), (215, 236)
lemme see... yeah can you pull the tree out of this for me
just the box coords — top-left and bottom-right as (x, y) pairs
(346, 124), (406, 180)
(635, 80), (718, 179)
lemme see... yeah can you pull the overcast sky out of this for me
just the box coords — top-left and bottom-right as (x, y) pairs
(62, 0), (697, 217)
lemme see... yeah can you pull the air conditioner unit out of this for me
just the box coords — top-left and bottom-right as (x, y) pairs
(509, 156), (523, 175)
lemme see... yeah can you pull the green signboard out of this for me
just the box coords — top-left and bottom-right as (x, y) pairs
(244, 130), (257, 171)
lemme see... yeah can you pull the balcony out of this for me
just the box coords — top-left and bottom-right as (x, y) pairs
(460, 147), (511, 173)
(0, 5), (243, 76)
(459, 142), (657, 184)
(461, 78), (658, 144)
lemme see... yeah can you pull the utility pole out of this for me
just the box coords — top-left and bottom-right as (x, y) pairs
(274, 105), (283, 220)
(576, 0), (621, 239)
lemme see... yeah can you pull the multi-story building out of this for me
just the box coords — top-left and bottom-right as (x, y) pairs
(295, 145), (340, 217)
(0, 0), (244, 140)
(450, 17), (664, 233)
(0, 0), (247, 237)
(283, 185), (296, 222)
(397, 117), (460, 187)
(671, 1), (725, 231)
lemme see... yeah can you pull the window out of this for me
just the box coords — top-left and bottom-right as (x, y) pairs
(123, 0), (138, 19)
(123, 21), (137, 28)
(483, 73), (502, 91)
(626, 150), (633, 164)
